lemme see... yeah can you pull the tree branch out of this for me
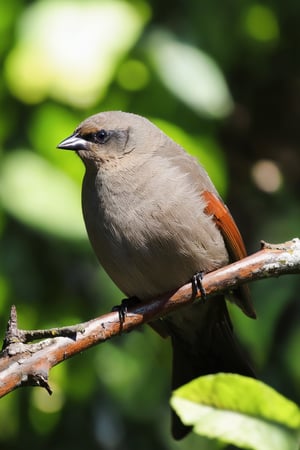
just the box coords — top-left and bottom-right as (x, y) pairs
(1, 238), (300, 398)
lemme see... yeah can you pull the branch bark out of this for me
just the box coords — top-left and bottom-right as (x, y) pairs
(1, 238), (300, 398)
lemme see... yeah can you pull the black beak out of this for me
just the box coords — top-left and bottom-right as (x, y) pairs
(57, 133), (88, 151)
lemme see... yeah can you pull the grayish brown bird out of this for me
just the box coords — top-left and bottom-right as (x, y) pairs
(58, 111), (256, 439)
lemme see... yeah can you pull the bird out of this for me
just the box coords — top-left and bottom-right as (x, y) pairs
(57, 111), (256, 439)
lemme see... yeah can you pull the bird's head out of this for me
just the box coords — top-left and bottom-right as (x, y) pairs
(57, 111), (163, 169)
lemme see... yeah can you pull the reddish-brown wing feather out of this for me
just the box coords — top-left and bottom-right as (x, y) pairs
(202, 191), (247, 261)
(202, 191), (256, 319)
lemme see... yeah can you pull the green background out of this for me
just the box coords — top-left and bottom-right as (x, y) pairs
(0, 1), (299, 449)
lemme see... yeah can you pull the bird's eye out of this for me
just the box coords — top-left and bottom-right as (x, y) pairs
(95, 129), (110, 144)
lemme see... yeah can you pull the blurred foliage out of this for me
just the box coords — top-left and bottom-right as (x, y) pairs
(0, 0), (299, 449)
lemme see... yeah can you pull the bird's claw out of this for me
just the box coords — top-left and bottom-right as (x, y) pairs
(192, 272), (207, 302)
(112, 296), (141, 324)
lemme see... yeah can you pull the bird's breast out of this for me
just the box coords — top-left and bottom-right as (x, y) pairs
(81, 164), (228, 300)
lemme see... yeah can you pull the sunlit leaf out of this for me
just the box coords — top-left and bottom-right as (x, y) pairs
(5, 0), (150, 107)
(28, 104), (83, 183)
(148, 30), (234, 119)
(0, 150), (85, 240)
(171, 374), (300, 449)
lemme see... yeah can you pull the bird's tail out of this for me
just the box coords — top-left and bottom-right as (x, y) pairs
(165, 295), (255, 439)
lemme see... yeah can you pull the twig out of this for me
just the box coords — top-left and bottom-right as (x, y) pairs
(0, 238), (299, 398)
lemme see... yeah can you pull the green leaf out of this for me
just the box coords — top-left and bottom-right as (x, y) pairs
(171, 374), (300, 450)
(5, 0), (150, 107)
(0, 150), (85, 240)
(148, 30), (233, 119)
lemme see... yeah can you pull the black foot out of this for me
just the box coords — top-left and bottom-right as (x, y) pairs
(112, 296), (141, 323)
(192, 272), (207, 301)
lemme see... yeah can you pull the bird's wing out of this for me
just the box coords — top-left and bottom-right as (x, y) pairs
(202, 190), (256, 319)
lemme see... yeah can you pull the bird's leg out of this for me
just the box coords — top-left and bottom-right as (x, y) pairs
(192, 272), (207, 302)
(112, 296), (141, 323)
